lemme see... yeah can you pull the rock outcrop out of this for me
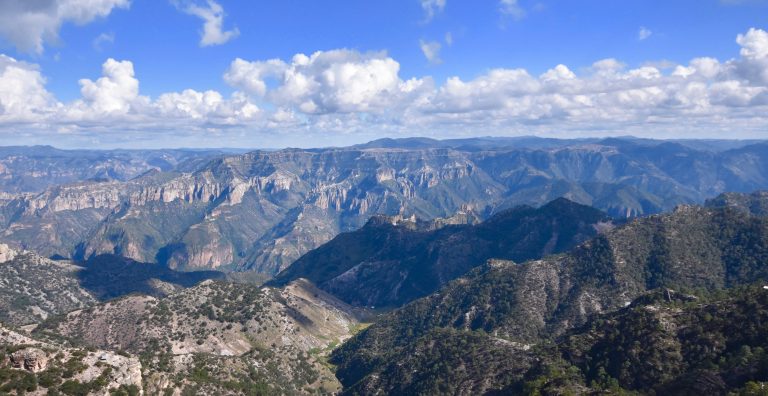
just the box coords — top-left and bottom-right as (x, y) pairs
(0, 324), (143, 394)
(10, 347), (48, 372)
(0, 244), (16, 263)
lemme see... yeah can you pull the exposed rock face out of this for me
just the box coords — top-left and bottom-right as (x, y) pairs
(10, 347), (48, 372)
(0, 324), (143, 393)
(0, 244), (16, 263)
(2, 138), (768, 274)
(80, 351), (143, 389)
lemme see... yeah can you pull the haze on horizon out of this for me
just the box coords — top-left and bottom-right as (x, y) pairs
(1, 0), (768, 149)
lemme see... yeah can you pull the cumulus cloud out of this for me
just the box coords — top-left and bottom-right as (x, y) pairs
(0, 55), (258, 134)
(0, 55), (57, 121)
(419, 39), (442, 64)
(3, 28), (768, 143)
(153, 89), (259, 126)
(175, 0), (239, 46)
(0, 0), (129, 54)
(420, 0), (446, 22)
(77, 58), (141, 114)
(225, 49), (428, 114)
(223, 58), (286, 96)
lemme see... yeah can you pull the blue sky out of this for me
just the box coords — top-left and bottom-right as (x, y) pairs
(0, 0), (767, 148)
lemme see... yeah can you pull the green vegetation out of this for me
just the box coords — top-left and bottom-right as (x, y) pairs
(331, 202), (768, 395)
(272, 198), (609, 308)
(0, 345), (128, 396)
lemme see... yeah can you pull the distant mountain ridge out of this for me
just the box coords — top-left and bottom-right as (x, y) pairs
(0, 146), (229, 194)
(2, 137), (768, 274)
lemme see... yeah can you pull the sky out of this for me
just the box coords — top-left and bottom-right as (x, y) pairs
(0, 0), (767, 148)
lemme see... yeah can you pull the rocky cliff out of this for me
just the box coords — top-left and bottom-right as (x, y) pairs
(2, 138), (768, 274)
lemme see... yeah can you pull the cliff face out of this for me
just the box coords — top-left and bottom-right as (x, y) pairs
(1, 139), (768, 274)
(0, 148), (506, 273)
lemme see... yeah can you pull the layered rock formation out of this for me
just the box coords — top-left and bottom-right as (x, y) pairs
(1, 138), (768, 274)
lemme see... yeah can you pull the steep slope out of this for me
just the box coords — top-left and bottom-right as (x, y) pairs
(339, 286), (768, 395)
(272, 198), (611, 308)
(36, 279), (367, 394)
(539, 285), (768, 394)
(0, 245), (97, 326)
(2, 138), (768, 274)
(0, 246), (223, 326)
(331, 202), (768, 393)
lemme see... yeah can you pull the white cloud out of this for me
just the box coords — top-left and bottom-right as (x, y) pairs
(3, 28), (768, 144)
(420, 0), (446, 22)
(226, 49), (426, 114)
(729, 28), (768, 85)
(737, 28), (768, 58)
(78, 58), (140, 114)
(223, 58), (287, 96)
(154, 89), (258, 123)
(445, 32), (453, 46)
(0, 55), (258, 135)
(499, 0), (525, 20)
(638, 27), (652, 41)
(0, 55), (57, 121)
(419, 39), (442, 64)
(176, 0), (239, 46)
(0, 0), (129, 54)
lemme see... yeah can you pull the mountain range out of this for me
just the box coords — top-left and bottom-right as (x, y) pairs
(271, 197), (611, 309)
(2, 192), (768, 394)
(2, 139), (768, 394)
(3, 137), (768, 276)
(330, 193), (768, 394)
